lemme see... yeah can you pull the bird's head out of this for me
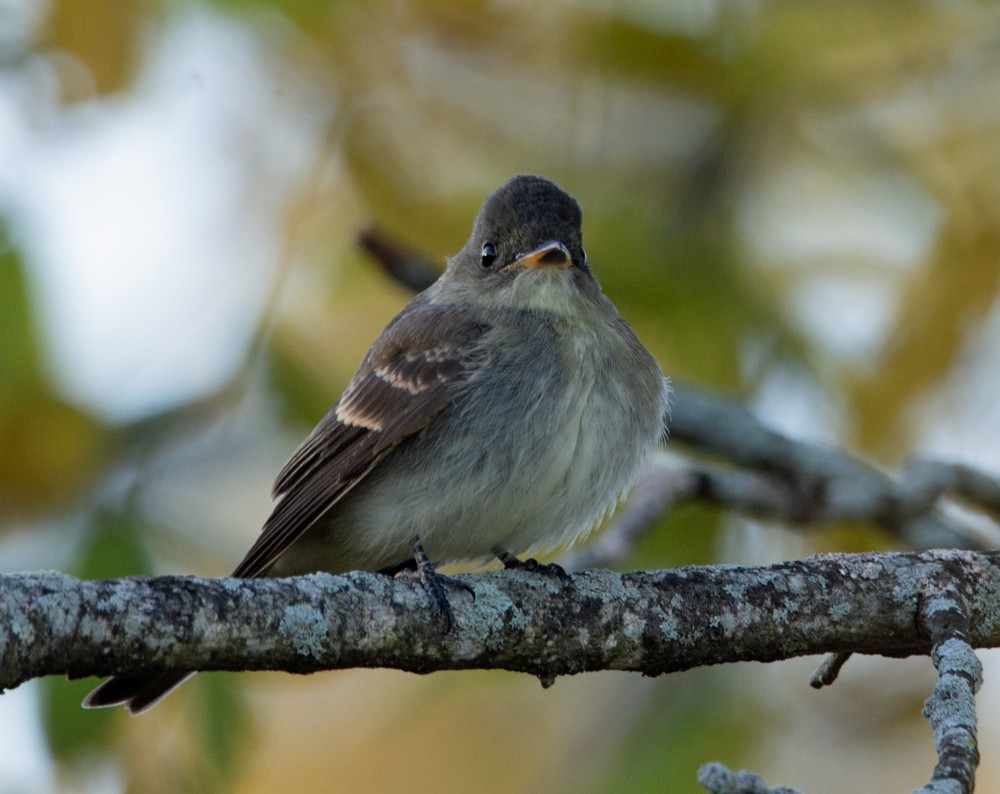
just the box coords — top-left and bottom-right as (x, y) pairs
(440, 175), (601, 316)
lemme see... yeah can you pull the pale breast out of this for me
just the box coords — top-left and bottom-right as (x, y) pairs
(279, 311), (666, 573)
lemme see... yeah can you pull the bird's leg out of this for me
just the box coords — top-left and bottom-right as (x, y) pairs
(493, 548), (570, 583)
(400, 536), (474, 632)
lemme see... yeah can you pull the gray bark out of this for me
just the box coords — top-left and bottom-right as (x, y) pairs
(3, 549), (997, 690)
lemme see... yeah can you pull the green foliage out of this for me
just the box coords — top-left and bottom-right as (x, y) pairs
(0, 233), (108, 517)
(0, 228), (41, 387)
(632, 502), (724, 572)
(39, 677), (117, 763)
(189, 673), (252, 789)
(593, 671), (754, 794)
(75, 507), (155, 581)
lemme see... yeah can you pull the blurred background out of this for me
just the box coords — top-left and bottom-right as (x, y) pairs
(2, 0), (1000, 792)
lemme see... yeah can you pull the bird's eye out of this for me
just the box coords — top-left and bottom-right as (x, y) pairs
(480, 243), (497, 269)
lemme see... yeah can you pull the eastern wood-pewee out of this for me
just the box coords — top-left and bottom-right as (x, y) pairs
(84, 174), (670, 714)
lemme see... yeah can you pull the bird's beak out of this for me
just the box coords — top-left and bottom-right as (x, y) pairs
(511, 241), (572, 270)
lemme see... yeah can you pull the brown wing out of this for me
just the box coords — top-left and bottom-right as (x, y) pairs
(231, 304), (489, 578)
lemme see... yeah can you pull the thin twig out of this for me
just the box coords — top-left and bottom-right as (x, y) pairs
(809, 651), (853, 689)
(698, 763), (802, 794)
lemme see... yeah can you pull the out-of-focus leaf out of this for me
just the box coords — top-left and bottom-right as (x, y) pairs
(267, 339), (343, 430)
(74, 506), (154, 580)
(592, 669), (753, 794)
(0, 395), (108, 518)
(198, 672), (251, 778)
(208, 0), (335, 32)
(577, 14), (735, 99)
(0, 231), (41, 387)
(94, 674), (252, 794)
(813, 521), (893, 555)
(44, 0), (144, 97)
(630, 503), (723, 572)
(39, 677), (117, 762)
(587, 182), (753, 390)
(853, 203), (1000, 455)
(0, 237), (110, 517)
(267, 249), (418, 429)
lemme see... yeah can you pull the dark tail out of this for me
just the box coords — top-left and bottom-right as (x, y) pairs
(82, 672), (195, 715)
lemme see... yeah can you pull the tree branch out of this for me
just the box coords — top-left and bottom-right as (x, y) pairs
(3, 550), (999, 694)
(917, 582), (982, 793)
(668, 386), (1000, 550)
(703, 574), (987, 794)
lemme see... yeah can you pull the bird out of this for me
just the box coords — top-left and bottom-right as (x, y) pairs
(83, 174), (670, 714)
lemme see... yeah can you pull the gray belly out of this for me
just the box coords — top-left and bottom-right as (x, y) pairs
(269, 322), (666, 575)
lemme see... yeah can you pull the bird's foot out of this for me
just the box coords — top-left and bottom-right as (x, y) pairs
(405, 536), (474, 632)
(494, 548), (571, 584)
